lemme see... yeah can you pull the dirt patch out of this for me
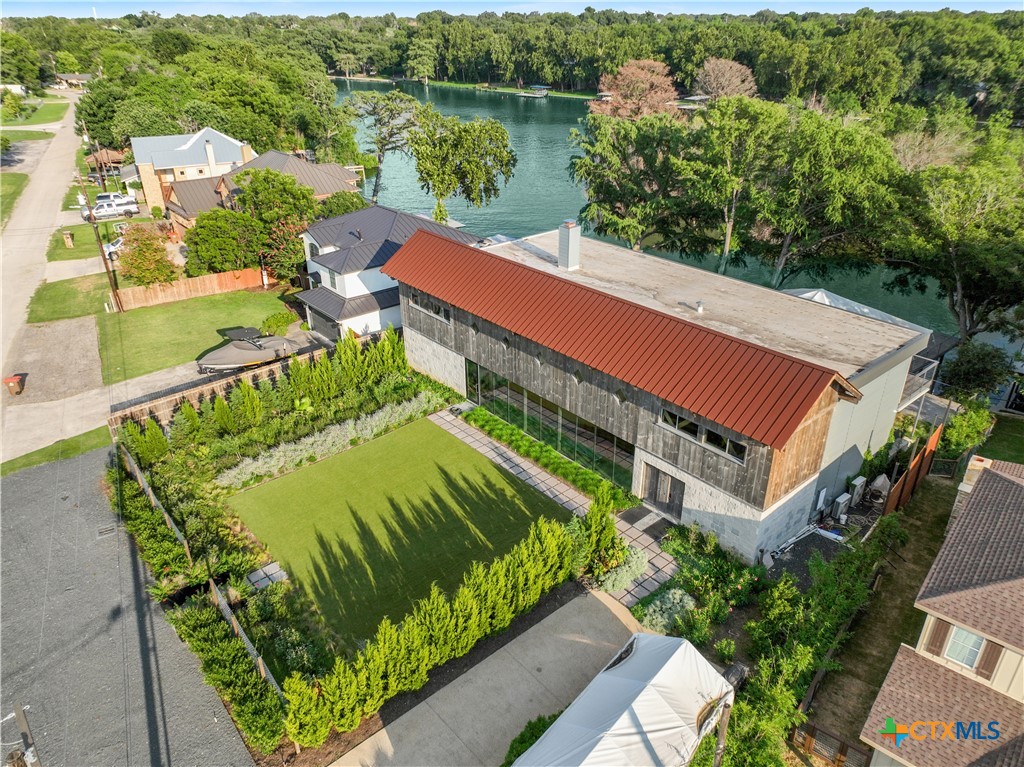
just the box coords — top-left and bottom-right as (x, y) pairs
(252, 580), (587, 767)
(0, 137), (50, 174)
(4, 316), (102, 402)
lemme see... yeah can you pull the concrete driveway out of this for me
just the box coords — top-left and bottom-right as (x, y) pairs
(0, 447), (254, 767)
(334, 592), (645, 767)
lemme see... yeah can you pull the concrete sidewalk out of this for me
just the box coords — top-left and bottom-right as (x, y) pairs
(333, 591), (644, 767)
(45, 255), (106, 281)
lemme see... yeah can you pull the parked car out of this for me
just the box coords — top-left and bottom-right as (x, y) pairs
(95, 191), (136, 205)
(103, 237), (123, 260)
(82, 200), (139, 220)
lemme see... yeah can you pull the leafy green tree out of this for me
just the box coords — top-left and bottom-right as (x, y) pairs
(938, 401), (995, 458)
(54, 51), (81, 73)
(235, 169), (318, 227)
(406, 37), (438, 83)
(185, 209), (263, 276)
(109, 98), (181, 148)
(75, 79), (129, 147)
(408, 104), (516, 223)
(283, 673), (331, 752)
(347, 90), (419, 203)
(941, 341), (1018, 400)
(318, 191), (368, 220)
(321, 658), (362, 733)
(0, 32), (42, 92)
(119, 225), (175, 287)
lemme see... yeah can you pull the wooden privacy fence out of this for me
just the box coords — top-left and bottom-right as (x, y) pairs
(884, 425), (943, 514)
(108, 345), (325, 433)
(791, 722), (872, 767)
(115, 268), (274, 311)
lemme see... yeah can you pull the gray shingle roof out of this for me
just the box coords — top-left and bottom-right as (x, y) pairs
(223, 151), (359, 195)
(916, 466), (1024, 650)
(860, 645), (1024, 767)
(306, 206), (484, 274)
(295, 286), (400, 322)
(131, 127), (245, 171)
(166, 178), (221, 217)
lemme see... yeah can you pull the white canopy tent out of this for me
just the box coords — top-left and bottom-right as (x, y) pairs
(513, 633), (735, 767)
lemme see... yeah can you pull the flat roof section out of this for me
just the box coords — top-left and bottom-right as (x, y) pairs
(484, 231), (924, 378)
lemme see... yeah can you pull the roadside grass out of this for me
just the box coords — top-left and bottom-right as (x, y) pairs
(1, 172), (29, 227)
(1, 427), (110, 477)
(27, 273), (111, 322)
(96, 288), (289, 384)
(807, 478), (957, 742)
(982, 413), (1024, 463)
(46, 222), (120, 261)
(1, 129), (55, 141)
(227, 418), (571, 644)
(5, 101), (69, 125)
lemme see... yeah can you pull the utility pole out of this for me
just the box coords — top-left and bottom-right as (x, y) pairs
(11, 705), (41, 767)
(76, 172), (123, 313)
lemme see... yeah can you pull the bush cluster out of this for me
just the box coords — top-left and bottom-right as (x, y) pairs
(260, 310), (296, 337)
(937, 401), (994, 459)
(284, 517), (576, 739)
(238, 581), (334, 680)
(463, 407), (639, 509)
(500, 712), (563, 767)
(636, 587), (695, 634)
(596, 546), (648, 593)
(168, 599), (285, 755)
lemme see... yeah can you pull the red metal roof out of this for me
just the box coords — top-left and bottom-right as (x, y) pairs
(384, 230), (860, 449)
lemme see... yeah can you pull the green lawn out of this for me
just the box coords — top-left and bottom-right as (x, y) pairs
(46, 222), (121, 261)
(27, 273), (111, 323)
(1, 129), (54, 141)
(983, 414), (1024, 463)
(809, 478), (957, 742)
(228, 418), (571, 644)
(1, 172), (29, 227)
(97, 288), (289, 383)
(5, 101), (69, 125)
(1, 427), (110, 477)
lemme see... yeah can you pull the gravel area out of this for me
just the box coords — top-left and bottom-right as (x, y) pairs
(1, 447), (253, 767)
(4, 316), (103, 403)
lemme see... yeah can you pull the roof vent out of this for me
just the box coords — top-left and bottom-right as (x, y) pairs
(696, 300), (704, 314)
(558, 219), (580, 271)
(356, 229), (363, 241)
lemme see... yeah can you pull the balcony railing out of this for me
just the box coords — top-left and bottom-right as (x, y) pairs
(899, 354), (939, 410)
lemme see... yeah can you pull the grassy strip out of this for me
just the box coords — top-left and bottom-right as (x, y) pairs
(425, 80), (596, 99)
(1, 426), (110, 477)
(6, 101), (69, 125)
(1, 172), (29, 227)
(983, 414), (1024, 463)
(1, 129), (54, 141)
(97, 289), (289, 384)
(46, 221), (120, 261)
(27, 273), (110, 322)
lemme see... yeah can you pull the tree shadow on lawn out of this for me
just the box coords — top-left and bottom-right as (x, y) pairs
(298, 463), (566, 650)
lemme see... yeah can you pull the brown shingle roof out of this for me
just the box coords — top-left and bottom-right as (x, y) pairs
(860, 645), (1024, 767)
(383, 230), (861, 449)
(917, 467), (1024, 651)
(165, 178), (221, 218)
(991, 460), (1024, 481)
(223, 151), (359, 197)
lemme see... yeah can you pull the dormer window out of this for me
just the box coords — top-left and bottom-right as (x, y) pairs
(309, 242), (320, 259)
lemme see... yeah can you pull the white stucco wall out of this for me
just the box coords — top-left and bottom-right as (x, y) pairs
(342, 268), (397, 298)
(340, 306), (402, 338)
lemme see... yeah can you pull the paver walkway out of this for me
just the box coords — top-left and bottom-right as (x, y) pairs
(429, 410), (679, 608)
(333, 591), (644, 767)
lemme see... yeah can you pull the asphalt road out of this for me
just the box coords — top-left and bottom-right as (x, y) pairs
(0, 447), (254, 767)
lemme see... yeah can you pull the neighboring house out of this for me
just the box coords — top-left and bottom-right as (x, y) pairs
(860, 458), (1024, 767)
(129, 127), (253, 210)
(54, 73), (93, 88)
(164, 150), (360, 235)
(381, 222), (936, 562)
(0, 84), (28, 97)
(84, 148), (125, 170)
(295, 206), (485, 341)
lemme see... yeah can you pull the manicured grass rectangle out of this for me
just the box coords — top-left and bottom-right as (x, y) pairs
(1, 426), (110, 477)
(1, 172), (28, 227)
(228, 418), (571, 644)
(7, 101), (69, 125)
(27, 273), (111, 322)
(46, 222), (120, 261)
(984, 414), (1024, 463)
(1, 129), (54, 141)
(96, 288), (289, 383)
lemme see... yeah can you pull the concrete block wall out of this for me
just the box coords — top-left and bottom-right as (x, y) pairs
(755, 475), (818, 558)
(405, 327), (467, 396)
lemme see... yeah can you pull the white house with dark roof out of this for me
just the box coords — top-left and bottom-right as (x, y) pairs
(294, 206), (485, 341)
(129, 127), (253, 210)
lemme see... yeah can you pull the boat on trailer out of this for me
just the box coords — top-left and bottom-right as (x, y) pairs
(196, 327), (301, 374)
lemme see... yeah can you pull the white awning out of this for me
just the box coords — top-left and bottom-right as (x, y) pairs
(514, 634), (734, 767)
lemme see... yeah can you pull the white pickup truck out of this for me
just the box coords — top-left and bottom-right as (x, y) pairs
(82, 197), (140, 220)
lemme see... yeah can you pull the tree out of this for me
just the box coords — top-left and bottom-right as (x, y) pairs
(0, 32), (42, 92)
(184, 209), (264, 275)
(407, 104), (516, 223)
(260, 216), (309, 282)
(941, 341), (1019, 400)
(347, 90), (419, 203)
(119, 225), (175, 286)
(109, 99), (181, 148)
(589, 59), (678, 120)
(318, 191), (369, 220)
(234, 168), (318, 227)
(283, 674), (331, 753)
(406, 37), (438, 83)
(693, 58), (757, 99)
(54, 51), (81, 73)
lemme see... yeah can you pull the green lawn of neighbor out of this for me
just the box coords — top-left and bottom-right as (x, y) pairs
(1, 427), (111, 477)
(1, 173), (29, 227)
(27, 273), (111, 323)
(228, 418), (571, 645)
(97, 288), (289, 384)
(6, 101), (69, 125)
(1, 129), (54, 141)
(46, 222), (121, 261)
(983, 414), (1024, 463)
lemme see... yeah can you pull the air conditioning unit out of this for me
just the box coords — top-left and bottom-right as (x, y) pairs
(832, 493), (852, 520)
(850, 476), (867, 507)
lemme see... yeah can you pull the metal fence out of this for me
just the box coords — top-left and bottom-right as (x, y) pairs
(791, 722), (872, 767)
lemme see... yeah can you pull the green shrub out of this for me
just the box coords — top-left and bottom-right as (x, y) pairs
(678, 606), (713, 647)
(705, 591), (730, 624)
(714, 638), (736, 664)
(501, 712), (562, 767)
(596, 546), (648, 592)
(321, 658), (362, 733)
(284, 673), (331, 750)
(938, 401), (994, 459)
(261, 310), (295, 336)
(121, 418), (169, 468)
(213, 395), (236, 434)
(151, 205), (164, 218)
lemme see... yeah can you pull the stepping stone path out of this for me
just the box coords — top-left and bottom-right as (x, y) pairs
(246, 561), (289, 590)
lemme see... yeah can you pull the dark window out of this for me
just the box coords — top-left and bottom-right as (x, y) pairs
(705, 429), (729, 452)
(727, 440), (747, 462)
(309, 242), (320, 259)
(615, 389), (628, 404)
(466, 360), (480, 403)
(661, 408), (699, 438)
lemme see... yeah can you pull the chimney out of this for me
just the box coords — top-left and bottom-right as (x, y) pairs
(240, 142), (253, 164)
(558, 219), (580, 271)
(204, 140), (217, 175)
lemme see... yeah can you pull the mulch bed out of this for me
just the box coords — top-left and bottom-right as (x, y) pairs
(252, 579), (587, 767)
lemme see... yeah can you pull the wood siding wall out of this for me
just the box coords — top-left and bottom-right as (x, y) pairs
(764, 387), (838, 508)
(400, 285), (819, 510)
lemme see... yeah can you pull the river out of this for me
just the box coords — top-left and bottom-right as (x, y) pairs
(337, 78), (961, 336)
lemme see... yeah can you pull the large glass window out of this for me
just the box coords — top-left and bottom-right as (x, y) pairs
(661, 407), (747, 464)
(945, 627), (985, 668)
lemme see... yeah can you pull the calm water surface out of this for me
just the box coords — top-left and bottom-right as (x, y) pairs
(337, 79), (961, 336)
